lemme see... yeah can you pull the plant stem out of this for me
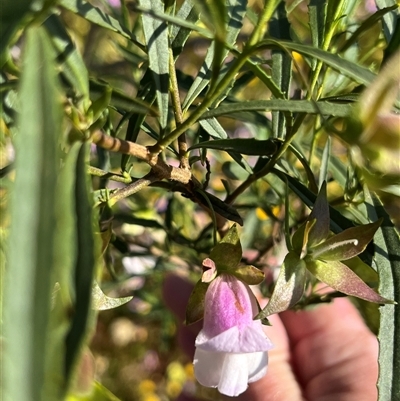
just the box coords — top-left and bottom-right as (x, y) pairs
(88, 166), (133, 184)
(108, 174), (158, 206)
(91, 131), (191, 183)
(169, 49), (189, 170)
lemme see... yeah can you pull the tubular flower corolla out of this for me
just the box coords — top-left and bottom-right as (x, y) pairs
(194, 273), (273, 397)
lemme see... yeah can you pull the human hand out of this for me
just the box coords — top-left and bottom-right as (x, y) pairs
(163, 274), (378, 401)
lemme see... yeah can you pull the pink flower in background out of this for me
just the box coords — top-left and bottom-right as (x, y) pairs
(194, 273), (273, 397)
(108, 0), (121, 8)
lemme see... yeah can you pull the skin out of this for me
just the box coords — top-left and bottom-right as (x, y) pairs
(163, 274), (378, 401)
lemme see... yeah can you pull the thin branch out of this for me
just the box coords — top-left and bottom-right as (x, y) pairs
(88, 166), (133, 184)
(168, 49), (189, 170)
(108, 173), (158, 206)
(91, 131), (191, 184)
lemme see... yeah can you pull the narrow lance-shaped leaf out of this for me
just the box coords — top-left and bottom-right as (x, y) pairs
(200, 99), (352, 119)
(170, 0), (200, 58)
(319, 136), (331, 188)
(43, 142), (82, 400)
(376, 0), (399, 43)
(257, 39), (377, 85)
(189, 138), (278, 156)
(366, 191), (400, 401)
(307, 181), (330, 246)
(44, 14), (89, 101)
(140, 0), (169, 129)
(199, 118), (228, 139)
(306, 259), (392, 304)
(281, 172), (355, 233)
(59, 0), (138, 42)
(3, 27), (63, 401)
(182, 0), (247, 109)
(193, 189), (243, 225)
(65, 143), (98, 383)
(308, 0), (327, 68)
(0, 0), (31, 67)
(257, 252), (306, 318)
(270, 1), (292, 139)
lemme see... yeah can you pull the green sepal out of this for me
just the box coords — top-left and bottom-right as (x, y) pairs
(209, 224), (242, 271)
(256, 252), (307, 318)
(305, 258), (393, 304)
(185, 280), (209, 325)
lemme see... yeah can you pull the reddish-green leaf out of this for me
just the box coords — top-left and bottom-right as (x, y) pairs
(307, 181), (330, 246)
(312, 219), (382, 261)
(257, 252), (307, 318)
(306, 259), (392, 304)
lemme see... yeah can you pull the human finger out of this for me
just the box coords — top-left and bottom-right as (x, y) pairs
(279, 298), (378, 401)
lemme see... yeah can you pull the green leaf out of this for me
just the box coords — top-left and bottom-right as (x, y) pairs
(133, 1), (211, 40)
(270, 1), (292, 139)
(140, 0), (170, 129)
(91, 282), (133, 310)
(257, 252), (306, 318)
(189, 138), (278, 156)
(209, 224), (242, 271)
(0, 0), (31, 67)
(376, 0), (399, 43)
(341, 5), (398, 52)
(170, 0), (200, 58)
(182, 0), (246, 109)
(257, 39), (377, 85)
(44, 14), (89, 100)
(3, 27), (63, 401)
(59, 0), (138, 43)
(185, 280), (209, 325)
(281, 172), (355, 233)
(229, 265), (265, 285)
(311, 219), (382, 261)
(306, 259), (392, 304)
(319, 136), (331, 188)
(89, 79), (156, 115)
(120, 70), (156, 171)
(43, 142), (87, 399)
(65, 143), (98, 384)
(201, 99), (352, 119)
(193, 189), (243, 225)
(199, 118), (228, 139)
(197, 0), (227, 91)
(366, 192), (400, 401)
(308, 0), (327, 66)
(307, 181), (330, 246)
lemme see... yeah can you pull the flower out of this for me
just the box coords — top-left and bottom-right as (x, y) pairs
(193, 273), (273, 397)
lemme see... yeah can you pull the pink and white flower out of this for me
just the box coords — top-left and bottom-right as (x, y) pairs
(194, 273), (273, 397)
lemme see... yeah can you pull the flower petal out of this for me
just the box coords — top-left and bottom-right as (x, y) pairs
(202, 274), (254, 337)
(196, 323), (273, 353)
(193, 348), (225, 388)
(218, 353), (250, 396)
(247, 351), (268, 383)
